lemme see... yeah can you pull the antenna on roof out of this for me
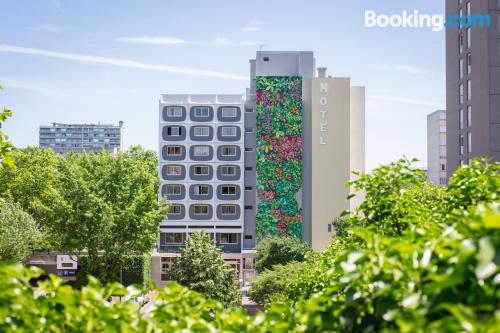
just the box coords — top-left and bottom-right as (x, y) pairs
(259, 44), (266, 51)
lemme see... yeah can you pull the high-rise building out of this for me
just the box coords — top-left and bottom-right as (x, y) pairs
(446, 0), (500, 175)
(39, 122), (124, 154)
(427, 110), (447, 186)
(152, 51), (365, 287)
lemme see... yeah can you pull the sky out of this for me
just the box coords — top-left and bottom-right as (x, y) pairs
(0, 0), (445, 171)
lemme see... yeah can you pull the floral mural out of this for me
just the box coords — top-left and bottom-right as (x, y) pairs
(255, 76), (303, 239)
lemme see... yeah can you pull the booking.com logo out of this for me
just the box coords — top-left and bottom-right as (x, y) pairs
(365, 10), (491, 32)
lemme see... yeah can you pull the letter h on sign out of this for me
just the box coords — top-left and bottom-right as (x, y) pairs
(320, 82), (328, 145)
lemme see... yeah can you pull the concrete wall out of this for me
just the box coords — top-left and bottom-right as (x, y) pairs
(427, 110), (447, 185)
(311, 77), (351, 251)
(349, 87), (366, 211)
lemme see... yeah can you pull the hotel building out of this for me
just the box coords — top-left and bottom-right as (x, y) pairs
(152, 51), (365, 286)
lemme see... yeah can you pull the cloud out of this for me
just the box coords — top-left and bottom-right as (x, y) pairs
(116, 36), (192, 45)
(0, 44), (248, 81)
(367, 93), (444, 109)
(242, 26), (262, 32)
(0, 77), (70, 98)
(213, 38), (260, 47)
(242, 20), (265, 32)
(370, 64), (433, 76)
(30, 23), (66, 33)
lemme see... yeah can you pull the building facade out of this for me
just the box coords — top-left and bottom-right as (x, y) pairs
(152, 51), (365, 286)
(427, 110), (448, 186)
(446, 0), (500, 175)
(39, 122), (124, 154)
(152, 94), (254, 288)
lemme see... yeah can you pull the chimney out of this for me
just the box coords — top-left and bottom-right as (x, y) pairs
(317, 67), (327, 78)
(119, 121), (124, 127)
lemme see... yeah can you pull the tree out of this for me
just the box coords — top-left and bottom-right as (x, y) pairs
(0, 146), (167, 282)
(254, 236), (311, 273)
(0, 199), (40, 262)
(249, 261), (304, 304)
(170, 231), (241, 307)
(0, 85), (14, 167)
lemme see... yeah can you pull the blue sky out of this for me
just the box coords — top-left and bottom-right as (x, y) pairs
(0, 0), (445, 170)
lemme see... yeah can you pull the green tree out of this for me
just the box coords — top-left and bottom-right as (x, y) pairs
(254, 236), (311, 273)
(249, 261), (304, 304)
(170, 231), (241, 307)
(0, 199), (40, 262)
(0, 85), (14, 167)
(0, 146), (166, 282)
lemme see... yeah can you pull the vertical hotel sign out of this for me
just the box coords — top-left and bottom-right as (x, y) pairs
(319, 82), (328, 145)
(255, 76), (303, 239)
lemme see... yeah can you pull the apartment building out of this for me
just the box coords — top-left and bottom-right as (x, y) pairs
(427, 110), (448, 186)
(446, 0), (500, 175)
(39, 122), (124, 154)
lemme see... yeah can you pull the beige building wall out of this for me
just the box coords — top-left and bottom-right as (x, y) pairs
(311, 77), (351, 251)
(349, 87), (366, 211)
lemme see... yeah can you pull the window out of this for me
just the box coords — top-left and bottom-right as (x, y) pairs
(161, 257), (175, 281)
(245, 205), (253, 210)
(219, 233), (238, 244)
(167, 146), (182, 156)
(170, 205), (182, 214)
(221, 146), (237, 156)
(167, 126), (182, 136)
(459, 58), (464, 79)
(165, 233), (184, 244)
(193, 146), (210, 156)
(441, 164), (446, 171)
(459, 84), (464, 104)
(194, 107), (210, 117)
(460, 135), (464, 155)
(193, 127), (209, 137)
(166, 185), (181, 195)
(193, 205), (209, 215)
(460, 109), (464, 129)
(221, 107), (237, 118)
(467, 53), (471, 74)
(467, 106), (471, 127)
(459, 9), (464, 28)
(459, 34), (464, 54)
(467, 132), (472, 153)
(467, 79), (471, 100)
(194, 166), (209, 175)
(166, 106), (182, 117)
(161, 262), (170, 274)
(467, 27), (471, 49)
(245, 127), (254, 133)
(221, 126), (237, 137)
(194, 185), (209, 195)
(221, 186), (237, 195)
(221, 205), (236, 215)
(263, 57), (269, 61)
(166, 165), (182, 175)
(221, 166), (236, 176)
(245, 166), (253, 171)
(245, 186), (252, 191)
(466, 2), (470, 16)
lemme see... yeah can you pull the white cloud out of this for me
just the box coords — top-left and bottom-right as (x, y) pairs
(30, 23), (66, 33)
(213, 38), (260, 47)
(370, 64), (433, 76)
(367, 93), (444, 109)
(0, 77), (70, 98)
(242, 26), (262, 32)
(116, 36), (192, 45)
(242, 20), (265, 32)
(214, 37), (232, 46)
(0, 44), (248, 81)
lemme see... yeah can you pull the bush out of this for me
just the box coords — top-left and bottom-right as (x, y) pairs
(249, 261), (304, 304)
(255, 236), (311, 273)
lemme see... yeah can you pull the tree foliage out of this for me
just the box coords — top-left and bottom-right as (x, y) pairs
(0, 146), (166, 282)
(0, 199), (40, 263)
(254, 236), (311, 273)
(170, 231), (241, 307)
(0, 85), (14, 167)
(249, 261), (304, 304)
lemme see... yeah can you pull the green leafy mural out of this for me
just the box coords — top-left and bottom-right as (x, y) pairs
(255, 76), (303, 239)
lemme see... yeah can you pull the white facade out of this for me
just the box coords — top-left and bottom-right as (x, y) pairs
(427, 110), (447, 185)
